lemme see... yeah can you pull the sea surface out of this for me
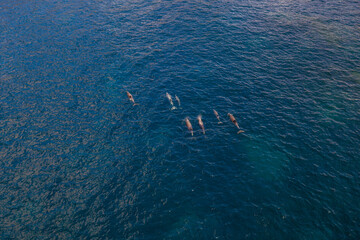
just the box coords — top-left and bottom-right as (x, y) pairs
(1, 0), (360, 239)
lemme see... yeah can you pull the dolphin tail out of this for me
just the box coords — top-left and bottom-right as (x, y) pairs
(237, 130), (244, 134)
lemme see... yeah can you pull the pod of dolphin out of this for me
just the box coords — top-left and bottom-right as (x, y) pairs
(126, 91), (244, 135)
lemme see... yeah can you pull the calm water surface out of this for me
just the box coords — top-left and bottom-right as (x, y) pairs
(1, 0), (360, 239)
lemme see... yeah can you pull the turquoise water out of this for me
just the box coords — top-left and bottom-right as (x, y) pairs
(1, 0), (360, 239)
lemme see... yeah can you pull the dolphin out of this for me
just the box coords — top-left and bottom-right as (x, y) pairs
(166, 92), (176, 110)
(175, 95), (181, 107)
(197, 115), (205, 134)
(126, 91), (138, 106)
(185, 117), (193, 136)
(213, 109), (222, 124)
(228, 113), (244, 134)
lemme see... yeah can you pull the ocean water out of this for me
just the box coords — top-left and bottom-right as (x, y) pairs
(1, 0), (360, 239)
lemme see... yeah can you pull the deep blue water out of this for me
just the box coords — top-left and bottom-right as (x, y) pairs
(1, 0), (360, 239)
